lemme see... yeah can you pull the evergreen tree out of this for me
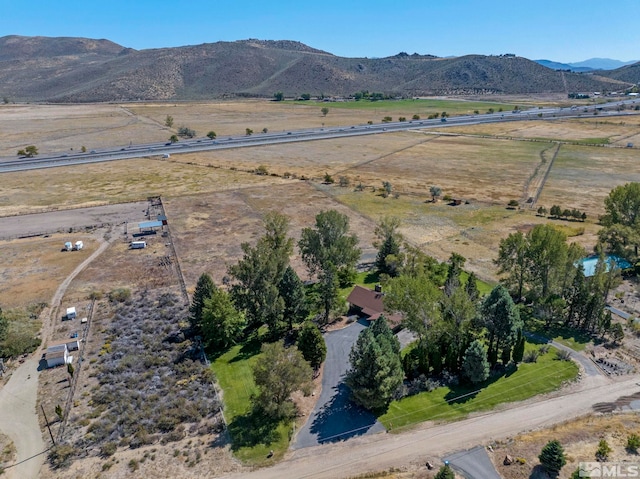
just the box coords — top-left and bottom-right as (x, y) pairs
(434, 464), (455, 479)
(189, 273), (215, 336)
(465, 272), (480, 303)
(374, 217), (403, 276)
(512, 329), (525, 364)
(444, 253), (465, 296)
(345, 324), (403, 413)
(539, 440), (566, 474)
(462, 340), (490, 384)
(481, 285), (522, 366)
(279, 266), (309, 331)
(201, 286), (246, 352)
(297, 322), (327, 369)
(370, 315), (400, 355)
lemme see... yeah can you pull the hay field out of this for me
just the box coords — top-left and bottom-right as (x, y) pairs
(537, 144), (640, 214)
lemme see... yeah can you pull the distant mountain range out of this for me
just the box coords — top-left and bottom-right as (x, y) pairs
(534, 58), (638, 72)
(0, 35), (637, 102)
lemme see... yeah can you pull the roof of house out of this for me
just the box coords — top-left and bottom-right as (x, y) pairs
(46, 350), (66, 360)
(46, 343), (68, 353)
(138, 220), (163, 229)
(346, 285), (402, 327)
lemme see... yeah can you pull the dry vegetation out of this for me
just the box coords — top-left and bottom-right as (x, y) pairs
(1, 100), (639, 478)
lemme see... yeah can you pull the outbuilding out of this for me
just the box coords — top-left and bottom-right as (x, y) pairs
(45, 343), (71, 368)
(66, 307), (76, 320)
(130, 241), (147, 249)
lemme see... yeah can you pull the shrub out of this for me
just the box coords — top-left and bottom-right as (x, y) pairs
(627, 433), (640, 453)
(539, 344), (550, 354)
(49, 444), (76, 469)
(523, 350), (539, 363)
(108, 288), (131, 303)
(100, 442), (117, 457)
(555, 349), (572, 361)
(596, 439), (612, 461)
(128, 459), (139, 472)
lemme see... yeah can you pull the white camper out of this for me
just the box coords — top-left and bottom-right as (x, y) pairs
(130, 241), (147, 249)
(74, 241), (84, 251)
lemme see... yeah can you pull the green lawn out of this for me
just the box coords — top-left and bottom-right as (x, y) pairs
(338, 270), (380, 301)
(211, 338), (293, 464)
(379, 343), (578, 430)
(525, 320), (592, 351)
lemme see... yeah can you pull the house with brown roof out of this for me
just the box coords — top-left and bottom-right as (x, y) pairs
(345, 285), (402, 330)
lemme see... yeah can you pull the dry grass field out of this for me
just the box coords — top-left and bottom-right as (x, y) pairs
(0, 99), (639, 478)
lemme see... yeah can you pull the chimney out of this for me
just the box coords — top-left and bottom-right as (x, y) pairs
(374, 284), (382, 293)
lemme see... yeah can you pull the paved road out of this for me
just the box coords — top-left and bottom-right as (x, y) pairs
(220, 373), (624, 479)
(1, 99), (636, 173)
(293, 321), (386, 449)
(445, 446), (501, 479)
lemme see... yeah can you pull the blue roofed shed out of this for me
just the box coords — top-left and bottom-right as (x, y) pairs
(138, 220), (164, 232)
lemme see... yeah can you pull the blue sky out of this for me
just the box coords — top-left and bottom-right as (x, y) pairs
(1, 0), (637, 62)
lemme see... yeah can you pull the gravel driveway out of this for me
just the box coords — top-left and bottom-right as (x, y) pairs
(293, 320), (386, 449)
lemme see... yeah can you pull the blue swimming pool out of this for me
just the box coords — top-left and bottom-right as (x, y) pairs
(579, 255), (632, 277)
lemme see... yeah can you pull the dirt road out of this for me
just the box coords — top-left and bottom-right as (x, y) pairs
(0, 232), (112, 479)
(220, 374), (630, 479)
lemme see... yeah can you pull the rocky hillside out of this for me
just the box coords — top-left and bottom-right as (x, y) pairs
(0, 35), (633, 102)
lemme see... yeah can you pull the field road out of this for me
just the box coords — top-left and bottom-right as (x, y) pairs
(219, 374), (633, 479)
(0, 232), (113, 479)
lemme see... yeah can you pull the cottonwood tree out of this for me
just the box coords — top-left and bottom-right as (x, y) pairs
(206, 131), (217, 139)
(495, 231), (529, 300)
(298, 210), (360, 323)
(321, 107), (329, 117)
(229, 212), (293, 337)
(201, 286), (245, 352)
(252, 342), (312, 419)
(384, 274), (442, 343)
(297, 321), (326, 370)
(599, 182), (640, 260)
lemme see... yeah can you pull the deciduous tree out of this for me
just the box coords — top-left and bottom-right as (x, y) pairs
(374, 216), (403, 277)
(252, 342), (312, 419)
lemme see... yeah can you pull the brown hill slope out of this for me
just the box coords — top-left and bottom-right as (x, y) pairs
(0, 35), (631, 102)
(595, 61), (640, 85)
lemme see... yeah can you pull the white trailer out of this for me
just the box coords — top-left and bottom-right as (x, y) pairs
(74, 241), (84, 251)
(130, 241), (147, 249)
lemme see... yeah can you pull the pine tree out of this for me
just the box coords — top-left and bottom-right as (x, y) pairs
(297, 322), (327, 369)
(189, 273), (215, 336)
(465, 272), (480, 303)
(434, 464), (455, 479)
(512, 330), (525, 364)
(279, 266), (309, 332)
(539, 440), (566, 473)
(462, 340), (490, 384)
(345, 323), (403, 413)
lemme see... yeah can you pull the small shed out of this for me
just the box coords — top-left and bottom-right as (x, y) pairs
(130, 241), (147, 249)
(74, 241), (84, 251)
(45, 344), (70, 368)
(64, 242), (73, 251)
(66, 307), (76, 320)
(138, 220), (163, 233)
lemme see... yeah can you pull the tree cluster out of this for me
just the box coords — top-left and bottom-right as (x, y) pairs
(177, 126), (196, 138)
(539, 205), (587, 222)
(598, 182), (640, 262)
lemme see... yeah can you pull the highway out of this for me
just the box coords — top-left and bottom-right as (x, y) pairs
(0, 99), (636, 173)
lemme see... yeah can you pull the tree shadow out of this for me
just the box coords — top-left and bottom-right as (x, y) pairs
(228, 336), (263, 363)
(363, 271), (380, 285)
(227, 406), (283, 450)
(309, 383), (383, 444)
(444, 365), (516, 404)
(529, 464), (556, 478)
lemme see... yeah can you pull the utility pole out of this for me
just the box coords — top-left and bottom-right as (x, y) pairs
(41, 404), (56, 447)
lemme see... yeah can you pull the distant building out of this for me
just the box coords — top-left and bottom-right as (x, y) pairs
(45, 343), (71, 368)
(66, 307), (76, 320)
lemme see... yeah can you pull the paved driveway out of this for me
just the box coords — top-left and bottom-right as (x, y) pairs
(445, 446), (501, 479)
(293, 320), (386, 449)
